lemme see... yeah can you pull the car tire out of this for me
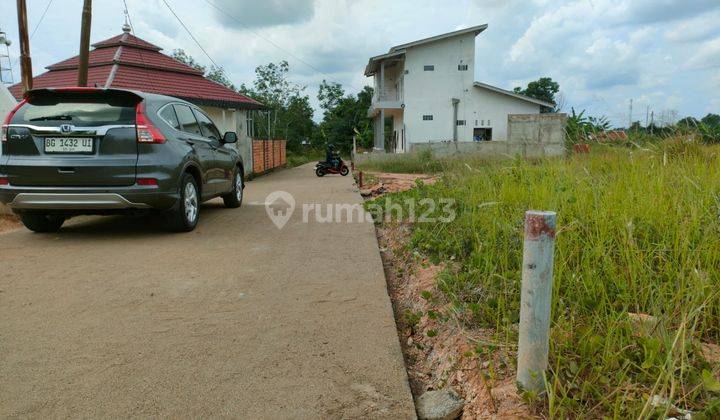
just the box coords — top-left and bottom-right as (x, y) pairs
(20, 213), (65, 233)
(166, 173), (200, 232)
(222, 167), (244, 208)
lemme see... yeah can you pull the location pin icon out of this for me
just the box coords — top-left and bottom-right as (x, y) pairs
(265, 191), (295, 229)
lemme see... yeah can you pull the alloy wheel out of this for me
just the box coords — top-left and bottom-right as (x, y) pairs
(184, 182), (198, 224)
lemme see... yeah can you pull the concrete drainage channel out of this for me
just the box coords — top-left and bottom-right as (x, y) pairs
(362, 174), (469, 420)
(364, 171), (555, 418)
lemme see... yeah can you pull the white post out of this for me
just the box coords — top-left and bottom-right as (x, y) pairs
(517, 210), (557, 393)
(379, 108), (385, 151)
(379, 61), (385, 98)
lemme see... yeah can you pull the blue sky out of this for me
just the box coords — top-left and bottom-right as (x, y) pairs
(0, 0), (718, 126)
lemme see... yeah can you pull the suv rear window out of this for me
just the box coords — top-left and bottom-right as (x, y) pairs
(174, 105), (202, 136)
(159, 105), (181, 130)
(14, 102), (135, 127)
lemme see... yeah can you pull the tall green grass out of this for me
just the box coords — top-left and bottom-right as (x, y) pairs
(373, 142), (720, 418)
(356, 149), (446, 173)
(286, 149), (325, 168)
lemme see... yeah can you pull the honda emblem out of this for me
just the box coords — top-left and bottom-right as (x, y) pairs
(60, 124), (74, 133)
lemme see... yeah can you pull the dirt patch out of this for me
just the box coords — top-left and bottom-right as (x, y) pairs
(377, 224), (534, 419)
(359, 172), (437, 197)
(0, 214), (21, 234)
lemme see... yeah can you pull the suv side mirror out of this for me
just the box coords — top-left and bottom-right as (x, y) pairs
(222, 131), (238, 144)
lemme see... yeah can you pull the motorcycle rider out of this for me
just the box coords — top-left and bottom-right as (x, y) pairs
(325, 143), (341, 169)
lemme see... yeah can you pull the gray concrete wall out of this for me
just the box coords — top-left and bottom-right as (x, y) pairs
(355, 113), (567, 165)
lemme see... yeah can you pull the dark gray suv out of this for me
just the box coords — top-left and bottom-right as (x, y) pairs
(0, 88), (245, 232)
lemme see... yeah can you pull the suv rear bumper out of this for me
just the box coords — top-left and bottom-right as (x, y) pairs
(8, 193), (152, 210)
(0, 185), (179, 212)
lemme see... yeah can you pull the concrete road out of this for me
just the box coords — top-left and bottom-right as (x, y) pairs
(0, 164), (415, 418)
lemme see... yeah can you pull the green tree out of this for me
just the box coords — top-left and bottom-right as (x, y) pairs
(205, 65), (236, 90)
(514, 77), (559, 112)
(318, 80), (345, 114)
(701, 113), (720, 128)
(171, 49), (235, 90)
(239, 61), (315, 150)
(677, 116), (699, 128)
(244, 60), (304, 108)
(314, 85), (374, 152)
(281, 95), (315, 151)
(171, 49), (206, 73)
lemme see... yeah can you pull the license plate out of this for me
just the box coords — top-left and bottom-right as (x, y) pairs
(44, 137), (93, 153)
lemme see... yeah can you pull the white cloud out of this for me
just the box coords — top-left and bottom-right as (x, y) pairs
(686, 37), (720, 70)
(210, 0), (315, 28)
(664, 10), (720, 43)
(1, 0), (718, 125)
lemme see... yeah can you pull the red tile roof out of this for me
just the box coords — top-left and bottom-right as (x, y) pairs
(10, 31), (264, 109)
(9, 66), (114, 97)
(92, 33), (162, 51)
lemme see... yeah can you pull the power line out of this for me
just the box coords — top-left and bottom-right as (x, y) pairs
(200, 0), (356, 90)
(11, 0), (54, 80)
(122, 0), (156, 91)
(162, 0), (221, 69)
(29, 0), (53, 40)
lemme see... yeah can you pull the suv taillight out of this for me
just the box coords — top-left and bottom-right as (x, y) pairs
(2, 99), (27, 142)
(135, 102), (165, 144)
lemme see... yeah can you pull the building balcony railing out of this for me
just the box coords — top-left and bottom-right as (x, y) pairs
(369, 88), (403, 114)
(374, 88), (402, 102)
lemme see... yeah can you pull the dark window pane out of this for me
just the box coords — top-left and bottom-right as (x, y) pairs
(16, 102), (134, 127)
(192, 109), (222, 141)
(175, 105), (202, 136)
(159, 105), (181, 130)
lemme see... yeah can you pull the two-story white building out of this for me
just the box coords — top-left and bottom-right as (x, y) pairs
(365, 24), (554, 153)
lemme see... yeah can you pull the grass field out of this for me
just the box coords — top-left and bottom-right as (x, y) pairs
(367, 141), (720, 418)
(286, 149), (325, 168)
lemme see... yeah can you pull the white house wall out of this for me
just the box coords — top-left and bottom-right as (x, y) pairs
(202, 105), (253, 175)
(465, 88), (541, 141)
(377, 30), (543, 147)
(403, 33), (476, 144)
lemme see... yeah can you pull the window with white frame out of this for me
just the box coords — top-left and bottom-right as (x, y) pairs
(458, 64), (468, 71)
(246, 112), (254, 138)
(423, 115), (433, 121)
(423, 65), (435, 71)
(456, 120), (466, 126)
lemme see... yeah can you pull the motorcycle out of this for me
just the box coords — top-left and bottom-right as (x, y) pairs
(315, 158), (349, 177)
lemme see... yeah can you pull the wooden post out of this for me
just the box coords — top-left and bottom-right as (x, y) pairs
(352, 134), (357, 161)
(16, 0), (32, 94)
(358, 171), (363, 189)
(517, 210), (556, 393)
(77, 0), (92, 86)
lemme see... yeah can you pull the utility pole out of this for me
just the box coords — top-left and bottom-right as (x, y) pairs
(628, 98), (633, 130)
(650, 111), (654, 134)
(77, 0), (92, 86)
(16, 0), (32, 94)
(645, 105), (649, 128)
